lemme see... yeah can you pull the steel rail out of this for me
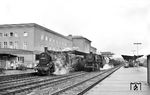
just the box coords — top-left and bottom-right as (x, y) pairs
(50, 66), (121, 95)
(0, 71), (87, 95)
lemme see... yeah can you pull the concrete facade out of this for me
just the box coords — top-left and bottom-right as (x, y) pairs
(90, 46), (97, 54)
(0, 23), (73, 52)
(0, 24), (34, 50)
(33, 24), (72, 52)
(71, 36), (91, 53)
(0, 23), (73, 68)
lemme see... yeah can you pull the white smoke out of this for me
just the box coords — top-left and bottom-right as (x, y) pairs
(102, 64), (114, 70)
(53, 58), (69, 75)
(101, 57), (114, 70)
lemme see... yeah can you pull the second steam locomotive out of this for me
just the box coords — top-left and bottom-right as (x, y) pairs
(84, 52), (104, 71)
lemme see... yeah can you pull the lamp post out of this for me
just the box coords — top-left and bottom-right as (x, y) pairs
(133, 43), (142, 66)
(131, 50), (136, 55)
(133, 43), (142, 56)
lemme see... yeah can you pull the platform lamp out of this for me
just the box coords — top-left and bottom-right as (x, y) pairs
(133, 43), (142, 56)
(131, 50), (136, 55)
(133, 43), (142, 66)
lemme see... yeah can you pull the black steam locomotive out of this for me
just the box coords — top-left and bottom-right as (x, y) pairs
(84, 52), (103, 71)
(35, 52), (55, 75)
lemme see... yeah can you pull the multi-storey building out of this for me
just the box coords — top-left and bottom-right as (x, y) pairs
(0, 23), (72, 69)
(90, 46), (97, 54)
(0, 23), (72, 51)
(68, 35), (91, 53)
(0, 23), (95, 69)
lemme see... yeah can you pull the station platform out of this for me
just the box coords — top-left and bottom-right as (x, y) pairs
(85, 67), (150, 95)
(0, 69), (35, 76)
(0, 69), (35, 81)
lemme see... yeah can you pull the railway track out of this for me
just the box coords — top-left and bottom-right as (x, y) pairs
(28, 66), (121, 95)
(0, 75), (39, 85)
(0, 71), (87, 95)
(56, 66), (121, 95)
(0, 66), (121, 95)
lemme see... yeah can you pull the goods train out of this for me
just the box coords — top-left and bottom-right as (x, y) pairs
(35, 49), (105, 75)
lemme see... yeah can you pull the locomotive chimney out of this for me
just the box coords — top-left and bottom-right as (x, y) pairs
(44, 47), (48, 52)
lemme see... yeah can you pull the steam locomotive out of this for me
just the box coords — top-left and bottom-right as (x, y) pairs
(35, 49), (105, 75)
(84, 52), (104, 71)
(35, 52), (55, 75)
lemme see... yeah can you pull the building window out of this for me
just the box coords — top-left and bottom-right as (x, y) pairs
(45, 36), (48, 41)
(56, 41), (58, 44)
(23, 32), (28, 36)
(49, 38), (52, 42)
(23, 42), (27, 49)
(51, 39), (53, 42)
(41, 35), (44, 40)
(9, 41), (13, 48)
(0, 42), (2, 48)
(40, 45), (44, 51)
(4, 33), (8, 37)
(14, 41), (18, 49)
(14, 33), (18, 37)
(10, 32), (14, 37)
(18, 57), (24, 63)
(0, 33), (2, 37)
(4, 42), (8, 48)
(35, 54), (40, 60)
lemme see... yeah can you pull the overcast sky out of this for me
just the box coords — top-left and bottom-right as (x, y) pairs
(0, 0), (150, 58)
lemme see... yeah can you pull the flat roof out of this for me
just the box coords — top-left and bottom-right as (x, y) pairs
(34, 24), (72, 41)
(72, 36), (91, 42)
(91, 46), (97, 50)
(0, 23), (34, 28)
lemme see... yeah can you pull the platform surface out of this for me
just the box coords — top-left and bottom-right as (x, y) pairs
(0, 69), (35, 76)
(85, 67), (150, 95)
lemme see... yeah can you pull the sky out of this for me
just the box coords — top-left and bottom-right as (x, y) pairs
(0, 0), (150, 58)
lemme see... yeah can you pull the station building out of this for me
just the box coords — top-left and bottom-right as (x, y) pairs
(0, 23), (95, 69)
(0, 23), (72, 69)
(68, 35), (91, 53)
(90, 46), (97, 54)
